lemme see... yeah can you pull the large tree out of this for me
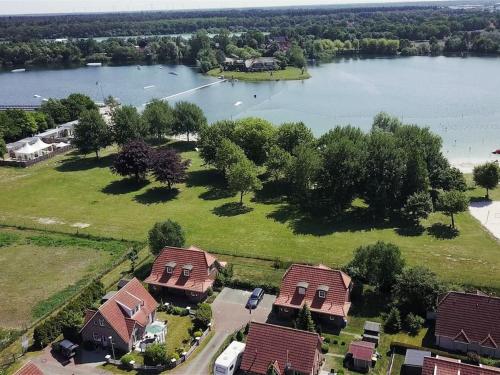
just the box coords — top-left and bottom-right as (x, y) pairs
(172, 101), (207, 142)
(317, 126), (367, 212)
(143, 99), (174, 140)
(41, 98), (70, 124)
(151, 148), (189, 189)
(233, 117), (276, 165)
(0, 137), (6, 159)
(73, 109), (111, 159)
(148, 220), (185, 255)
(437, 190), (468, 228)
(112, 105), (148, 145)
(61, 93), (97, 120)
(111, 139), (152, 182)
(214, 139), (246, 177)
(265, 145), (293, 182)
(227, 157), (262, 205)
(392, 266), (444, 316)
(198, 120), (236, 167)
(275, 121), (314, 155)
(288, 144), (322, 199)
(347, 241), (405, 293)
(473, 162), (500, 200)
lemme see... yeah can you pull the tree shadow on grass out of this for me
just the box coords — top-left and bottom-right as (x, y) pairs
(252, 180), (288, 205)
(101, 178), (150, 195)
(199, 187), (234, 200)
(394, 225), (425, 237)
(427, 223), (459, 239)
(56, 153), (114, 172)
(133, 187), (179, 205)
(186, 168), (224, 188)
(267, 204), (395, 236)
(168, 140), (197, 153)
(212, 202), (253, 217)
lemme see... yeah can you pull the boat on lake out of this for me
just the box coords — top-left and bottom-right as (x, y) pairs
(11, 68), (26, 73)
(86, 62), (102, 67)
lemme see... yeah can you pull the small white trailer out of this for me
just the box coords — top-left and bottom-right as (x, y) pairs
(214, 341), (246, 375)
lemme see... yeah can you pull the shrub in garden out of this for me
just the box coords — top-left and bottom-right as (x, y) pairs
(321, 342), (330, 354)
(236, 330), (244, 342)
(405, 313), (425, 335)
(194, 303), (212, 330)
(384, 307), (402, 333)
(193, 330), (203, 338)
(144, 343), (168, 366)
(120, 353), (135, 366)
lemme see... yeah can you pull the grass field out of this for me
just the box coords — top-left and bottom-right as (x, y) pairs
(0, 145), (499, 291)
(207, 66), (310, 81)
(0, 227), (130, 329)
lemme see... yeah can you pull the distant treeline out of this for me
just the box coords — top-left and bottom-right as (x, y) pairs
(0, 6), (497, 42)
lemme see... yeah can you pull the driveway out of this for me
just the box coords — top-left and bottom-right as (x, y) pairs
(172, 287), (274, 375)
(28, 346), (112, 375)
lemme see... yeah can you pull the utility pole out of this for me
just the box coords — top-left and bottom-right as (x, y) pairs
(108, 336), (115, 360)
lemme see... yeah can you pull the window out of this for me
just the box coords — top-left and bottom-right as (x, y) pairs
(283, 308), (289, 313)
(329, 316), (335, 320)
(230, 365), (234, 371)
(98, 319), (105, 327)
(318, 290), (326, 299)
(166, 267), (172, 274)
(298, 287), (306, 295)
(183, 269), (190, 277)
(93, 332), (100, 341)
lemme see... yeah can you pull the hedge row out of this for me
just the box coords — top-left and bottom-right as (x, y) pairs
(33, 281), (105, 348)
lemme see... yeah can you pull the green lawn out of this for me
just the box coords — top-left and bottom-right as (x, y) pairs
(158, 313), (194, 353)
(0, 145), (499, 291)
(0, 227), (130, 329)
(207, 66), (310, 81)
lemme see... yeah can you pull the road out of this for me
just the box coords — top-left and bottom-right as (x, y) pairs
(172, 288), (274, 375)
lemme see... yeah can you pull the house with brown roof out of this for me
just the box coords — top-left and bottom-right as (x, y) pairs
(14, 362), (44, 375)
(144, 246), (225, 302)
(422, 355), (500, 375)
(435, 292), (500, 358)
(80, 278), (159, 353)
(273, 264), (352, 327)
(240, 322), (323, 375)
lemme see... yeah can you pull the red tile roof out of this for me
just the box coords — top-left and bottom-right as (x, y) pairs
(14, 362), (44, 375)
(422, 356), (500, 375)
(436, 292), (500, 348)
(240, 322), (322, 375)
(81, 278), (158, 344)
(348, 341), (375, 361)
(144, 246), (219, 293)
(274, 264), (352, 318)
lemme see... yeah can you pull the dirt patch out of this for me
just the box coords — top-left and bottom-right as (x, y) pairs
(71, 222), (90, 228)
(36, 217), (65, 225)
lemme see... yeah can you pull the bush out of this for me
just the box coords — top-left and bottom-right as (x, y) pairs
(321, 342), (330, 354)
(166, 305), (189, 316)
(236, 330), (244, 342)
(207, 287), (213, 296)
(384, 307), (402, 333)
(467, 352), (480, 365)
(144, 343), (168, 366)
(169, 352), (180, 362)
(193, 330), (203, 338)
(120, 353), (135, 366)
(405, 313), (425, 335)
(244, 323), (250, 335)
(323, 337), (331, 344)
(194, 303), (212, 330)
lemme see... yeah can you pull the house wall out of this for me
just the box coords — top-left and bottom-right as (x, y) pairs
(81, 312), (130, 352)
(353, 358), (370, 371)
(436, 336), (500, 358)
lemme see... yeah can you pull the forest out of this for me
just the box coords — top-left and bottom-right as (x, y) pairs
(0, 6), (499, 70)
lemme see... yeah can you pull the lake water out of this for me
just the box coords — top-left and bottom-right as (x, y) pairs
(1, 56), (499, 169)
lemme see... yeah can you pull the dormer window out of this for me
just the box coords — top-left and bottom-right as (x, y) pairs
(166, 261), (176, 274)
(182, 264), (193, 277)
(317, 285), (329, 299)
(297, 281), (309, 295)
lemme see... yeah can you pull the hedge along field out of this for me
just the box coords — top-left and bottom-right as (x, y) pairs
(0, 145), (500, 292)
(0, 227), (131, 329)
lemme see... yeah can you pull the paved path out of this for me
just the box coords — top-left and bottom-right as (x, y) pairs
(28, 346), (111, 375)
(172, 288), (274, 375)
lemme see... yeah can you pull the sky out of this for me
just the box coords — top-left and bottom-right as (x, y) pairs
(0, 0), (441, 15)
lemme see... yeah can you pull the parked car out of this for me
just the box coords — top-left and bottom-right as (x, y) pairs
(246, 288), (264, 309)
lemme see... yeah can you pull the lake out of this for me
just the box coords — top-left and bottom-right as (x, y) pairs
(1, 56), (499, 169)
